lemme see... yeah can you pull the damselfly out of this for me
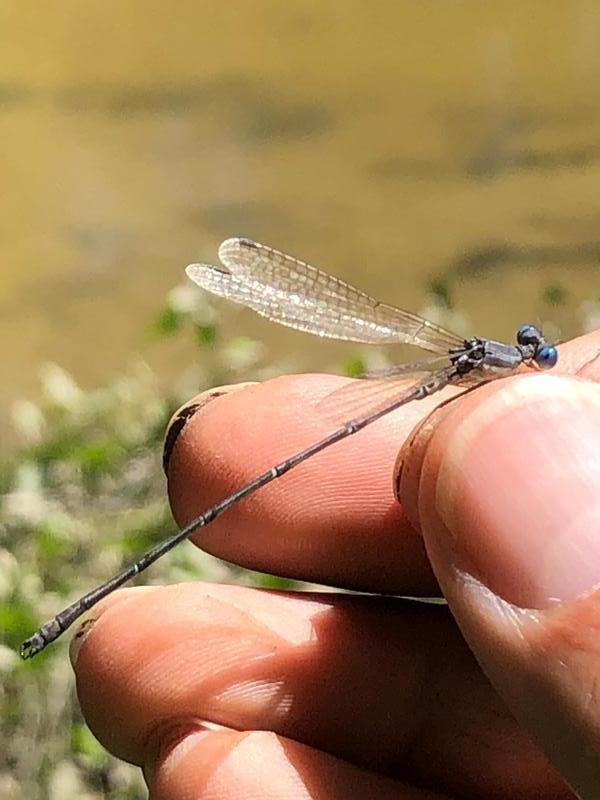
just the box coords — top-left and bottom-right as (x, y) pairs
(20, 237), (558, 658)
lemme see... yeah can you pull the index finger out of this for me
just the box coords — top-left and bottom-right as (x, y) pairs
(165, 372), (456, 595)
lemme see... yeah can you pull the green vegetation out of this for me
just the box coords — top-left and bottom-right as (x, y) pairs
(0, 288), (298, 800)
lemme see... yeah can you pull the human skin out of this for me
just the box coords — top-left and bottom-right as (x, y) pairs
(71, 330), (600, 799)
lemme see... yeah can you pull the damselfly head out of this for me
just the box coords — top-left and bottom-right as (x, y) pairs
(516, 324), (558, 370)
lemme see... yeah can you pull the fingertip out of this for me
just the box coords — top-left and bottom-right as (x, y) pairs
(400, 372), (600, 609)
(163, 382), (259, 476)
(70, 586), (161, 669)
(164, 373), (348, 531)
(164, 372), (437, 595)
(165, 373), (346, 489)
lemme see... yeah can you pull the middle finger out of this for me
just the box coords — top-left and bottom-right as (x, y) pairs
(74, 583), (563, 798)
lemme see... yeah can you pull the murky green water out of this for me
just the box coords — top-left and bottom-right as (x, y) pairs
(3, 1), (600, 443)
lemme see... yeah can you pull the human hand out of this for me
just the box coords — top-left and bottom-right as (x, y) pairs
(71, 330), (600, 799)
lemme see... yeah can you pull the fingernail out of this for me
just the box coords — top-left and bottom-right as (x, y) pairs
(69, 616), (97, 667)
(69, 587), (160, 667)
(163, 383), (257, 475)
(434, 375), (600, 608)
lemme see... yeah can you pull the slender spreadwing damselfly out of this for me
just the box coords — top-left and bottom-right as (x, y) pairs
(20, 237), (558, 659)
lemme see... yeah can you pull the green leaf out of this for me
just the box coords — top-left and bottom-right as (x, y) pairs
(428, 278), (453, 310)
(75, 439), (125, 475)
(542, 283), (568, 307)
(36, 523), (72, 560)
(252, 573), (299, 590)
(193, 323), (217, 347)
(153, 306), (183, 336)
(0, 600), (38, 639)
(342, 356), (366, 378)
(71, 723), (108, 761)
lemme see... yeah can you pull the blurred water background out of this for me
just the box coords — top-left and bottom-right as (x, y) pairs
(2, 2), (600, 798)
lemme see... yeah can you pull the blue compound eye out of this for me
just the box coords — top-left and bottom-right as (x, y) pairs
(517, 324), (542, 346)
(535, 345), (558, 369)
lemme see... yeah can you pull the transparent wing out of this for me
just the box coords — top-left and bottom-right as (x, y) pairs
(186, 238), (464, 354)
(316, 355), (453, 424)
